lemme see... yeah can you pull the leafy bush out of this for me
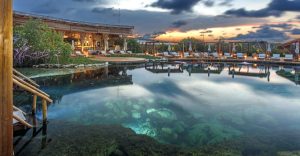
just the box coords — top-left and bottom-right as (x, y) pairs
(14, 19), (72, 67)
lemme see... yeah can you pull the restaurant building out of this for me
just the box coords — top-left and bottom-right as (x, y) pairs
(13, 11), (134, 54)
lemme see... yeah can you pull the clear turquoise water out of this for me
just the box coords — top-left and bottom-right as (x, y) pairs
(14, 63), (300, 155)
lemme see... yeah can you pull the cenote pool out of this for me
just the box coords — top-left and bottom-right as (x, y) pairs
(14, 63), (300, 156)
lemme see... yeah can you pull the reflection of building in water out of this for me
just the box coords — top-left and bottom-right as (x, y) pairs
(188, 63), (224, 76)
(13, 11), (134, 55)
(145, 62), (184, 74)
(228, 63), (270, 79)
(276, 67), (300, 85)
(33, 67), (133, 103)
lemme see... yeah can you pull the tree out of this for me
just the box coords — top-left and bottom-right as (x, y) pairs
(178, 37), (203, 52)
(13, 19), (72, 66)
(127, 39), (142, 53)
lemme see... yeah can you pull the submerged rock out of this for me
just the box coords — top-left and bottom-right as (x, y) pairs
(131, 110), (141, 119)
(187, 122), (243, 146)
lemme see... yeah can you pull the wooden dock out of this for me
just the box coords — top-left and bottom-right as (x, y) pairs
(168, 58), (300, 66)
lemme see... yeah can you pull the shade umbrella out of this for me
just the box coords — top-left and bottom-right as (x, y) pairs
(295, 42), (299, 54)
(123, 38), (128, 51)
(232, 43), (236, 52)
(208, 44), (211, 52)
(168, 43), (172, 52)
(267, 43), (272, 52)
(189, 41), (192, 52)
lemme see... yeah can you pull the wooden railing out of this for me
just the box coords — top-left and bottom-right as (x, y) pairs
(13, 69), (53, 128)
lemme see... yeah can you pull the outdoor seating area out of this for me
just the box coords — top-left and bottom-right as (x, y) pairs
(153, 51), (300, 64)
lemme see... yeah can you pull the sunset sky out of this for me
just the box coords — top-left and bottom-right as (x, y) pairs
(13, 0), (300, 42)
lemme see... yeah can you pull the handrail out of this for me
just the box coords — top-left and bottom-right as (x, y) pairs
(13, 78), (53, 103)
(13, 114), (33, 128)
(13, 75), (49, 97)
(13, 69), (40, 88)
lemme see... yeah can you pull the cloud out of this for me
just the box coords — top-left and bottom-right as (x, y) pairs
(225, 8), (281, 18)
(31, 0), (61, 14)
(225, 0), (300, 18)
(92, 7), (115, 14)
(231, 26), (290, 42)
(171, 20), (188, 28)
(150, 0), (201, 14)
(219, 0), (233, 7)
(203, 0), (214, 7)
(265, 23), (293, 29)
(291, 29), (300, 35)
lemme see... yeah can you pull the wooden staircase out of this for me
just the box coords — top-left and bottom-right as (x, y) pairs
(13, 69), (53, 129)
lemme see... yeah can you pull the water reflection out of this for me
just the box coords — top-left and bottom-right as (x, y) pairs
(14, 63), (300, 155)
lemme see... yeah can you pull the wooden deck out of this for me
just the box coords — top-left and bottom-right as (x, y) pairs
(168, 58), (300, 66)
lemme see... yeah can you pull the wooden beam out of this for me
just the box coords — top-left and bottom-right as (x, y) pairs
(13, 114), (33, 128)
(13, 69), (40, 88)
(13, 75), (49, 97)
(13, 78), (53, 103)
(0, 0), (13, 155)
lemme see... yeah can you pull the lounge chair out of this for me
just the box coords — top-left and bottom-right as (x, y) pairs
(170, 52), (179, 57)
(194, 53), (200, 57)
(184, 52), (190, 58)
(203, 52), (209, 58)
(88, 50), (98, 55)
(163, 52), (171, 57)
(224, 52), (232, 59)
(284, 54), (294, 61)
(108, 50), (115, 55)
(237, 53), (244, 59)
(212, 52), (219, 58)
(258, 53), (266, 60)
(271, 54), (280, 61)
(75, 51), (85, 57)
(120, 51), (126, 54)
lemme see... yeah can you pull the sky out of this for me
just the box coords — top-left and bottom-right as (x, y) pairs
(13, 0), (300, 42)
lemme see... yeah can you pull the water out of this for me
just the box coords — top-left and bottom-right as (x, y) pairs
(14, 63), (300, 155)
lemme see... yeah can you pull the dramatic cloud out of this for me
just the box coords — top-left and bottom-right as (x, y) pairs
(219, 0), (233, 7)
(225, 0), (300, 18)
(231, 26), (290, 42)
(150, 0), (201, 14)
(92, 7), (115, 14)
(31, 0), (61, 14)
(171, 20), (188, 28)
(203, 0), (214, 7)
(291, 29), (300, 35)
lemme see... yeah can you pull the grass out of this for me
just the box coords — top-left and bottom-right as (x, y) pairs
(51, 56), (104, 65)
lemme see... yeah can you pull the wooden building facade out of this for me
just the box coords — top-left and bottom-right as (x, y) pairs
(13, 11), (134, 53)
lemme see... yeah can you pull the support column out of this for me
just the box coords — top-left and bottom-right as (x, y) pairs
(0, 0), (13, 155)
(123, 37), (127, 51)
(103, 34), (109, 51)
(80, 33), (85, 52)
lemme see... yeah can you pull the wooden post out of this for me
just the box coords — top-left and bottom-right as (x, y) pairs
(32, 95), (37, 115)
(0, 0), (13, 155)
(42, 99), (47, 124)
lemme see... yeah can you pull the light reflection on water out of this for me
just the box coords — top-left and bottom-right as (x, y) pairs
(14, 63), (300, 155)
